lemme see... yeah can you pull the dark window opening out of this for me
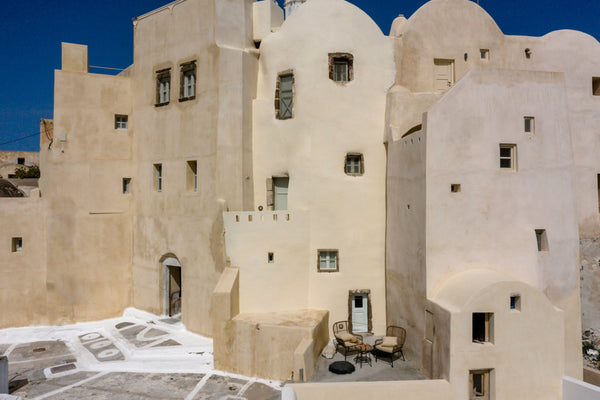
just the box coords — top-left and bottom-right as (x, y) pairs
(122, 178), (131, 194)
(472, 312), (493, 343)
(593, 77), (600, 96)
(11, 237), (22, 252)
(328, 53), (354, 83)
(17, 158), (25, 165)
(510, 295), (521, 311)
(345, 153), (364, 175)
(535, 229), (548, 251)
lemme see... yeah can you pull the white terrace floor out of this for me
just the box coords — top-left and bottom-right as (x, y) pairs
(0, 308), (280, 400)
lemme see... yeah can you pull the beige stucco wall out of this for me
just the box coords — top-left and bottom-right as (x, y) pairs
(433, 273), (564, 400)
(212, 267), (328, 381)
(423, 68), (581, 377)
(42, 43), (133, 324)
(385, 127), (427, 364)
(249, 0), (395, 336)
(223, 210), (310, 313)
(130, 0), (257, 336)
(389, 0), (600, 335)
(0, 197), (47, 327)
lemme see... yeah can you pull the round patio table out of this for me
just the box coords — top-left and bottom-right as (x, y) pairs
(353, 343), (373, 368)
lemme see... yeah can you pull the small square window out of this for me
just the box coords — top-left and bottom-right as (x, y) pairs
(524, 116), (534, 134)
(115, 115), (128, 129)
(472, 312), (493, 343)
(275, 72), (294, 120)
(470, 369), (492, 400)
(11, 237), (22, 252)
(480, 49), (489, 61)
(593, 77), (600, 96)
(318, 250), (338, 272)
(499, 144), (516, 171)
(153, 163), (162, 192)
(122, 178), (131, 194)
(510, 295), (521, 311)
(180, 61), (196, 101)
(535, 229), (548, 251)
(451, 184), (461, 193)
(187, 160), (198, 192)
(329, 53), (354, 83)
(17, 157), (25, 165)
(268, 252), (274, 263)
(345, 153), (363, 175)
(156, 69), (171, 106)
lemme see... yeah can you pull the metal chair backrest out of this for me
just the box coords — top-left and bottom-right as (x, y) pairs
(387, 325), (407, 347)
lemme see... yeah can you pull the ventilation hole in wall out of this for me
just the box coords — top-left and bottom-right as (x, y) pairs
(248, 215), (252, 222)
(235, 215), (239, 222)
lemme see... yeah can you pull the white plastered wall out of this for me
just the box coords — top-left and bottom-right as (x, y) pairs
(249, 0), (395, 334)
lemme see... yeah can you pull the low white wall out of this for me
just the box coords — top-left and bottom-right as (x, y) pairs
(289, 379), (450, 400)
(563, 376), (600, 400)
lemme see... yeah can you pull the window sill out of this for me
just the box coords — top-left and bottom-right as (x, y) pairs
(317, 269), (339, 273)
(155, 102), (170, 107)
(179, 96), (196, 102)
(345, 173), (364, 177)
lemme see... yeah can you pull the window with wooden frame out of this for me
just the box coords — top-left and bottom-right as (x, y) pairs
(472, 312), (493, 343)
(470, 369), (492, 400)
(115, 115), (128, 129)
(499, 144), (516, 171)
(328, 53), (353, 83)
(345, 153), (364, 176)
(318, 249), (339, 272)
(156, 68), (171, 106)
(275, 71), (294, 119)
(180, 61), (196, 101)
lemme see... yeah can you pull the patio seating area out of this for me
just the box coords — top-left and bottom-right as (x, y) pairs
(309, 321), (426, 383)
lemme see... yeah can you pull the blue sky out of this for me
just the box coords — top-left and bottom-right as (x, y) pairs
(1, 0), (599, 152)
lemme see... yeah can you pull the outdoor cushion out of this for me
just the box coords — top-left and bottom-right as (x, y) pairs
(337, 332), (358, 343)
(329, 361), (355, 375)
(382, 336), (398, 346)
(375, 344), (395, 354)
(344, 340), (358, 347)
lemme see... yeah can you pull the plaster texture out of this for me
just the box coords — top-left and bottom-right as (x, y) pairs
(0, 0), (598, 397)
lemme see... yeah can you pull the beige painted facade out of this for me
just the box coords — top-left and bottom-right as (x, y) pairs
(0, 151), (39, 179)
(0, 0), (598, 397)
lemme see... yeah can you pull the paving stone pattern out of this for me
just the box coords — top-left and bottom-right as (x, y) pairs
(0, 314), (281, 399)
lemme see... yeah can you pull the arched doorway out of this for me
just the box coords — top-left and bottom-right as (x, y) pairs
(161, 255), (182, 317)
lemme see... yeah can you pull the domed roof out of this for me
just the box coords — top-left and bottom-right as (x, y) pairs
(400, 0), (503, 45)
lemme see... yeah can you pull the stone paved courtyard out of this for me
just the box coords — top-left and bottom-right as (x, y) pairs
(0, 309), (281, 399)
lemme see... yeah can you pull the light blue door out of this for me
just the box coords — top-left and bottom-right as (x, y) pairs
(352, 294), (368, 332)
